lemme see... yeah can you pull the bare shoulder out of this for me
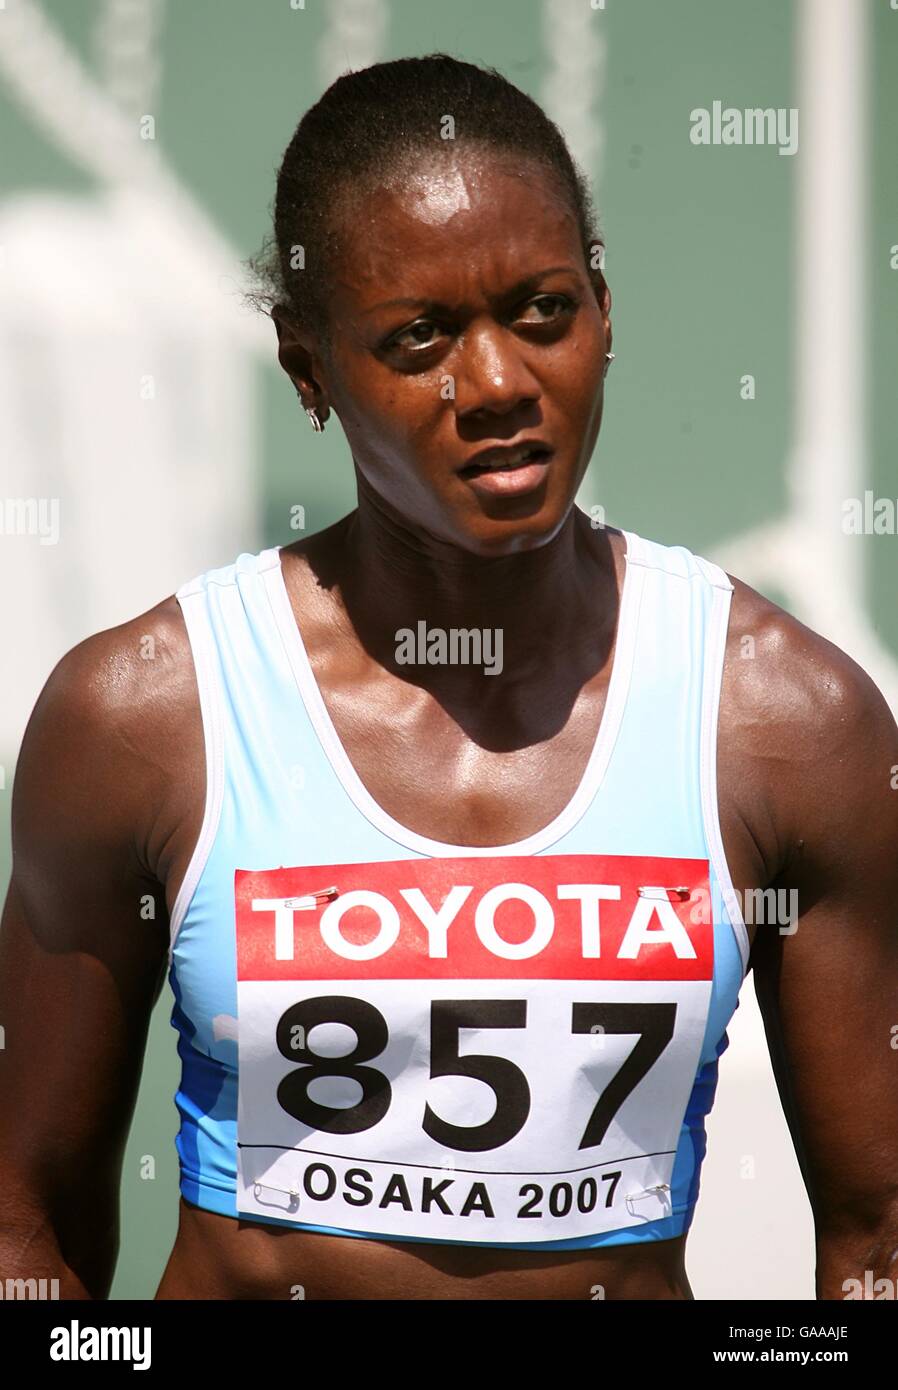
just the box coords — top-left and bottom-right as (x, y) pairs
(25, 592), (195, 764)
(723, 572), (896, 751)
(13, 591), (200, 881)
(718, 570), (898, 878)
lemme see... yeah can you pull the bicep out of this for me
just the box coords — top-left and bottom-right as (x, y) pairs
(0, 636), (169, 1254)
(751, 649), (898, 1252)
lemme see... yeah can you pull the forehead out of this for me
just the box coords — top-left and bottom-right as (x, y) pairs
(330, 150), (583, 311)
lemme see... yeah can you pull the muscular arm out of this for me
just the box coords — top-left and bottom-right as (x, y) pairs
(735, 587), (898, 1299)
(0, 617), (176, 1299)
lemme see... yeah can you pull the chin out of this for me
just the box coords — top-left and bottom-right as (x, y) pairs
(451, 503), (574, 555)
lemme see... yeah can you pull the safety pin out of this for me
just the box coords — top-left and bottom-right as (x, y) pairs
(283, 886), (340, 909)
(253, 1180), (301, 1213)
(625, 1183), (672, 1219)
(637, 886), (691, 901)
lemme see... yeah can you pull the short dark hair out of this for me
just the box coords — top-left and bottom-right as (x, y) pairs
(246, 52), (603, 348)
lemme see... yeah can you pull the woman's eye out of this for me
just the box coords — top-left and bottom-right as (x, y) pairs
(386, 296), (574, 354)
(390, 320), (443, 351)
(516, 294), (574, 324)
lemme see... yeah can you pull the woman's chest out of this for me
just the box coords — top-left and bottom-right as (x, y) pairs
(159, 648), (767, 959)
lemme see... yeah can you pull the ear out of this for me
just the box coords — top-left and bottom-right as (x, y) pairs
(592, 271), (612, 360)
(272, 304), (331, 425)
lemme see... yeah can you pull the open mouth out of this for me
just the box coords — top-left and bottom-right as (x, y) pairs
(458, 444), (553, 477)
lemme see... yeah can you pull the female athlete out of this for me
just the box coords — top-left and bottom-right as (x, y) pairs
(2, 55), (897, 1301)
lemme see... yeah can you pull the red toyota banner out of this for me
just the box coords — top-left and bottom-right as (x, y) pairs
(235, 853), (713, 984)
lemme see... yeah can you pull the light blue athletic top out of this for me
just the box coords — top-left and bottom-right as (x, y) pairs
(167, 526), (749, 1249)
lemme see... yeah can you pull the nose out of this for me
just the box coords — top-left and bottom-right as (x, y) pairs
(453, 322), (541, 420)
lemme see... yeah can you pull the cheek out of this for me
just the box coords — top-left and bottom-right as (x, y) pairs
(342, 381), (435, 475)
(547, 340), (604, 423)
(373, 377), (444, 447)
(330, 361), (396, 442)
(571, 305), (607, 375)
(334, 347), (427, 439)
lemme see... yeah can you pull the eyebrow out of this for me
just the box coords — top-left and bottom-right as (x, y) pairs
(363, 266), (580, 316)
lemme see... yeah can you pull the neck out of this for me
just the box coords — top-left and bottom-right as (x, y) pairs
(319, 487), (622, 696)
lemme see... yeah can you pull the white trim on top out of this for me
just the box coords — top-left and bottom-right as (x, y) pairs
(261, 530), (645, 858)
(698, 574), (751, 977)
(167, 579), (226, 964)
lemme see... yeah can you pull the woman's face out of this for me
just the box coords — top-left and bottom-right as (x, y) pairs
(283, 147), (611, 556)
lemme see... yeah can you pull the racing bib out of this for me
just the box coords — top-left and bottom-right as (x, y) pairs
(234, 853), (713, 1243)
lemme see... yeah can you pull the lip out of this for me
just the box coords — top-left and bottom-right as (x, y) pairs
(460, 458), (552, 497)
(456, 439), (555, 498)
(464, 453), (556, 497)
(457, 438), (553, 475)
